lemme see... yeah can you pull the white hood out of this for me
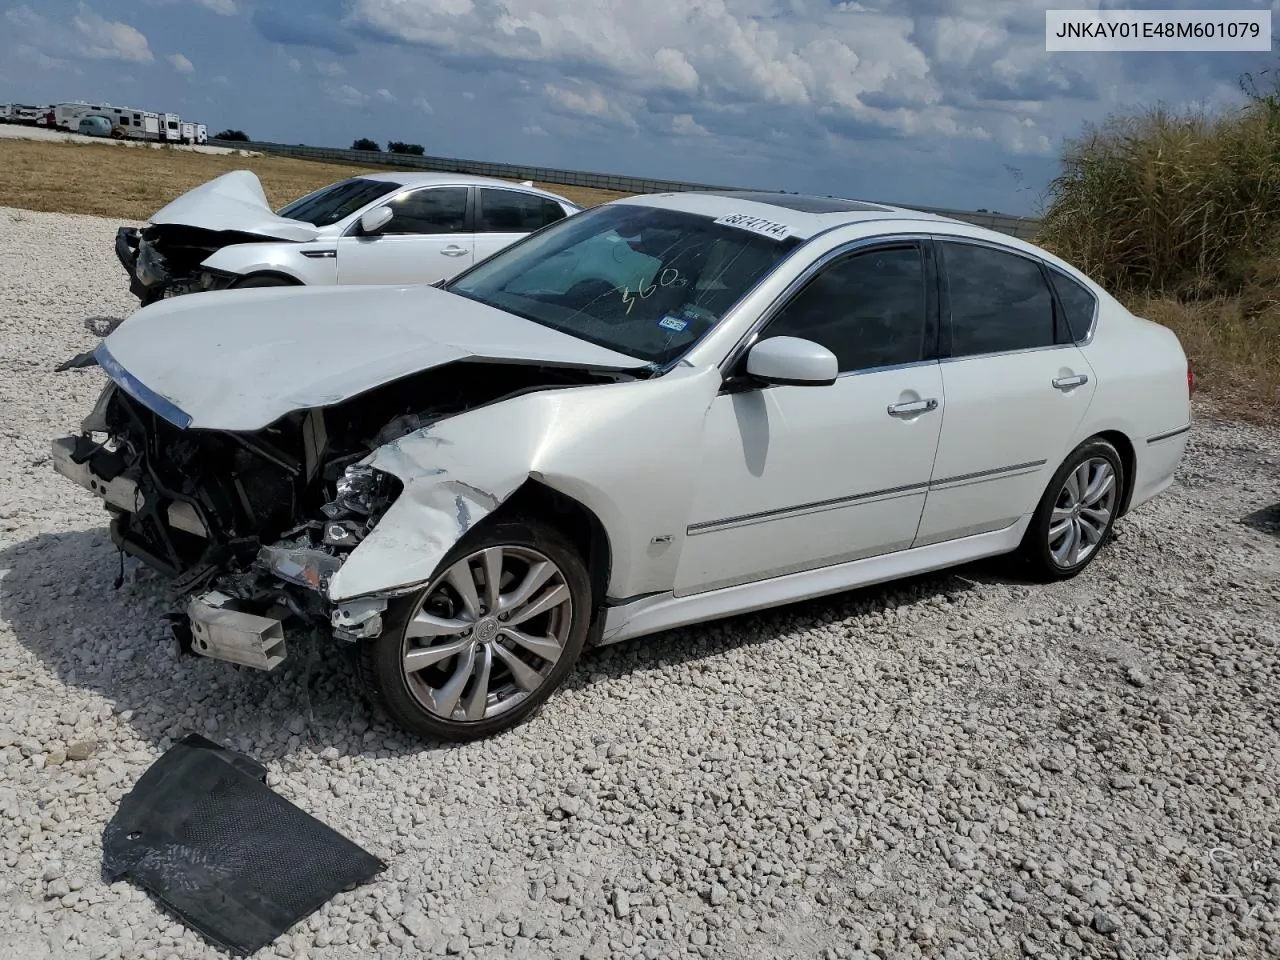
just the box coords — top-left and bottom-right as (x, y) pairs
(96, 284), (646, 431)
(148, 170), (321, 242)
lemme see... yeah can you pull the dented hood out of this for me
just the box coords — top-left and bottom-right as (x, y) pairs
(96, 283), (645, 432)
(148, 170), (321, 242)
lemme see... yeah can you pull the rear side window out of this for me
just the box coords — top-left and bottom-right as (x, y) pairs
(1049, 268), (1098, 344)
(383, 187), (469, 234)
(941, 242), (1055, 356)
(477, 188), (567, 233)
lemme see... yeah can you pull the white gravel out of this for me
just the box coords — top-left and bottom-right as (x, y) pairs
(0, 123), (262, 156)
(1, 204), (1279, 960)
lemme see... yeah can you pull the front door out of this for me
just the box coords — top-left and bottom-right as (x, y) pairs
(913, 239), (1097, 546)
(336, 185), (474, 285)
(674, 241), (945, 595)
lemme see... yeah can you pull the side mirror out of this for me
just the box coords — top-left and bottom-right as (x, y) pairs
(745, 336), (838, 387)
(359, 206), (394, 235)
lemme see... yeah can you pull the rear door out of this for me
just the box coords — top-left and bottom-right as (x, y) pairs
(336, 185), (474, 285)
(472, 187), (573, 264)
(913, 238), (1097, 546)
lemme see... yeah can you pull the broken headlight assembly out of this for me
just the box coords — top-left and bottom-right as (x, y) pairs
(257, 463), (402, 595)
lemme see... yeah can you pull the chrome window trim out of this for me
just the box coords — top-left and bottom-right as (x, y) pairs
(930, 233), (1100, 348)
(716, 231), (938, 377)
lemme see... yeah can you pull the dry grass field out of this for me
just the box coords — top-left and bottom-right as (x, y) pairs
(0, 138), (626, 221)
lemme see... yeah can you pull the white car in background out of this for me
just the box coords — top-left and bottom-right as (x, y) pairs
(57, 190), (1191, 742)
(114, 170), (582, 303)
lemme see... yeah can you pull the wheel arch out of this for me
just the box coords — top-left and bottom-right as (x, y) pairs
(232, 270), (305, 287)
(1091, 429), (1137, 517)
(489, 479), (613, 615)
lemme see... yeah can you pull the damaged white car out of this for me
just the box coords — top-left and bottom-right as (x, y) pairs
(114, 170), (581, 304)
(55, 190), (1192, 741)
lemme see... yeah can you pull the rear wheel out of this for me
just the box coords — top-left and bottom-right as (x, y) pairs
(1017, 438), (1123, 581)
(359, 518), (591, 742)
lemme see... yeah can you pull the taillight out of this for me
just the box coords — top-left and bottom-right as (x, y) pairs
(1187, 359), (1195, 396)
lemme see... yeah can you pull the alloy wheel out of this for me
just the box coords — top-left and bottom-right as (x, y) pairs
(1047, 457), (1117, 568)
(399, 545), (573, 722)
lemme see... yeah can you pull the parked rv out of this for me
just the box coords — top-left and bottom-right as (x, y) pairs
(179, 121), (209, 145)
(53, 101), (111, 130)
(160, 113), (182, 142)
(11, 104), (45, 125)
(0, 105), (10, 123)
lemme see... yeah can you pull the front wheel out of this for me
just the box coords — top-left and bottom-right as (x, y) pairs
(359, 518), (591, 742)
(1016, 438), (1124, 581)
(231, 274), (298, 289)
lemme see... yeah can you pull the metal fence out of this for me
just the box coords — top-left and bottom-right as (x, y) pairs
(212, 138), (1042, 239)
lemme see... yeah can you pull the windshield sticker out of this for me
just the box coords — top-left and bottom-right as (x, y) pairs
(712, 213), (792, 241)
(658, 315), (689, 332)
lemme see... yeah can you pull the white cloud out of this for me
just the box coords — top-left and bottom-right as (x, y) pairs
(73, 4), (153, 63)
(194, 0), (237, 13)
(315, 60), (346, 78)
(523, 123), (548, 136)
(287, 57), (301, 71)
(376, 88), (395, 102)
(462, 91), (476, 101)
(412, 96), (434, 114)
(167, 53), (195, 73)
(544, 82), (638, 131)
(671, 113), (709, 137)
(327, 83), (369, 107)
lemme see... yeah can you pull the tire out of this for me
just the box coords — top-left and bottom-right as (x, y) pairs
(1016, 438), (1124, 582)
(358, 517), (591, 742)
(231, 274), (298, 289)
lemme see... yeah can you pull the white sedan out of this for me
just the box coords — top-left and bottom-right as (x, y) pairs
(113, 170), (582, 303)
(56, 189), (1191, 741)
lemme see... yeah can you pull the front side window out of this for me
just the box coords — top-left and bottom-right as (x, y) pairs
(277, 178), (403, 227)
(382, 187), (469, 234)
(477, 188), (567, 233)
(764, 245), (928, 373)
(941, 242), (1055, 357)
(447, 204), (801, 366)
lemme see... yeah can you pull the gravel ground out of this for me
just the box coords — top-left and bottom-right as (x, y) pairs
(1, 204), (1279, 960)
(0, 123), (262, 155)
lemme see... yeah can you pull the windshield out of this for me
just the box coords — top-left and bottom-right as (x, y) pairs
(444, 204), (802, 365)
(277, 178), (402, 227)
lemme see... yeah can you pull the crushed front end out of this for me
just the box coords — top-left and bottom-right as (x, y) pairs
(115, 225), (257, 304)
(53, 381), (404, 670)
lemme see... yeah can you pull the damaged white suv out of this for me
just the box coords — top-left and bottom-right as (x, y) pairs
(54, 190), (1192, 741)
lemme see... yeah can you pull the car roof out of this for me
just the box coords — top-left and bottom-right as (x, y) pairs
(614, 189), (994, 242)
(356, 171), (575, 199)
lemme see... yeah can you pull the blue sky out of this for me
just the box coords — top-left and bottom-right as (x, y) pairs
(1, 0), (1274, 214)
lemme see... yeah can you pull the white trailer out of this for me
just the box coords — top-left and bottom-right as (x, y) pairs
(11, 104), (44, 125)
(0, 105), (11, 123)
(103, 106), (161, 140)
(160, 112), (182, 142)
(53, 102), (108, 130)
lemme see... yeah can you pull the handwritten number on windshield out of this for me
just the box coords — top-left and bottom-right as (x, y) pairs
(621, 268), (684, 314)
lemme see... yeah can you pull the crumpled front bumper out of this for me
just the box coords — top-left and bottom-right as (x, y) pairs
(52, 433), (390, 670)
(114, 227), (155, 303)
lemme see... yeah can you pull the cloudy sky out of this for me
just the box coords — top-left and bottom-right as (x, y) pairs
(1, 0), (1274, 214)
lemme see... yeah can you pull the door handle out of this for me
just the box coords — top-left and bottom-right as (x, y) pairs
(441, 245), (469, 256)
(887, 398), (939, 418)
(1052, 374), (1089, 390)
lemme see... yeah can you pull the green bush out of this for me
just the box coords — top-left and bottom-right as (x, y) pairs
(1039, 79), (1280, 300)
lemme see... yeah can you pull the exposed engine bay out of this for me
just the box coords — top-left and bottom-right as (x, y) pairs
(116, 224), (273, 303)
(55, 361), (635, 660)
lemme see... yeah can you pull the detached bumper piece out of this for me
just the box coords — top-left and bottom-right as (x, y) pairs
(186, 591), (287, 671)
(103, 734), (386, 957)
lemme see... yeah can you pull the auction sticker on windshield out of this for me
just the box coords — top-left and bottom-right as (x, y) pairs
(712, 213), (792, 241)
